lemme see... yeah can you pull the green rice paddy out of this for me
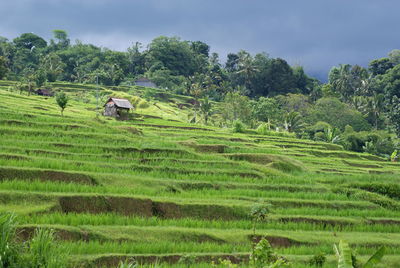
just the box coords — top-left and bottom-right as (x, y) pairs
(0, 82), (399, 267)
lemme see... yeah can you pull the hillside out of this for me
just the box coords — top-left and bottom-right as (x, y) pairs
(1, 82), (400, 267)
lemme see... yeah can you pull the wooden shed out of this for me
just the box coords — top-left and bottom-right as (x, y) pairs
(103, 98), (134, 118)
(36, 89), (54, 97)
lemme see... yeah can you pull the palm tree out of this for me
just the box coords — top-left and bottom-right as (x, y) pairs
(199, 97), (212, 125)
(350, 95), (368, 112)
(190, 82), (203, 123)
(368, 93), (385, 129)
(22, 67), (36, 96)
(329, 64), (352, 99)
(236, 51), (259, 95)
(283, 111), (302, 132)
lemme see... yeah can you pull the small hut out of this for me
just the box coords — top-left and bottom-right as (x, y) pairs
(103, 97), (134, 118)
(36, 89), (54, 97)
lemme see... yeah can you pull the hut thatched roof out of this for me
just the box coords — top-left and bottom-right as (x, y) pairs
(106, 98), (134, 109)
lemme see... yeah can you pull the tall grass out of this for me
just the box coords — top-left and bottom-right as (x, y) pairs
(63, 240), (248, 255)
(27, 228), (68, 268)
(0, 213), (18, 267)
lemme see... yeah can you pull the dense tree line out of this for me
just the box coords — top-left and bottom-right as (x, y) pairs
(1, 30), (399, 158)
(0, 30), (317, 95)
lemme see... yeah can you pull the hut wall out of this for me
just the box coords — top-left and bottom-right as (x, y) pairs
(104, 104), (118, 117)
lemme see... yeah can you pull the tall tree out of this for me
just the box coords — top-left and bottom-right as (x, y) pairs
(39, 53), (65, 82)
(388, 49), (400, 65)
(252, 97), (281, 123)
(146, 36), (197, 77)
(52, 30), (70, 49)
(329, 64), (369, 101)
(13, 33), (47, 50)
(0, 56), (9, 79)
(127, 42), (145, 75)
(388, 96), (400, 136)
(368, 93), (385, 129)
(236, 50), (259, 95)
(221, 92), (252, 124)
(199, 97), (212, 125)
(22, 67), (36, 95)
(225, 53), (239, 72)
(369, 58), (394, 75)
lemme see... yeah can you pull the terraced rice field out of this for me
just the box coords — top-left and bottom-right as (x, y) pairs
(1, 82), (400, 267)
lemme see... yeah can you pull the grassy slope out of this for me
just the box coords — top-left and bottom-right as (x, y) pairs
(0, 81), (400, 267)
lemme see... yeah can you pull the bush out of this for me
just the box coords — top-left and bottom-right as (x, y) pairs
(143, 87), (157, 101)
(232, 120), (245, 133)
(256, 123), (271, 135)
(55, 91), (68, 116)
(306, 97), (372, 131)
(178, 254), (196, 267)
(314, 132), (325, 141)
(340, 128), (397, 155)
(308, 253), (326, 267)
(137, 99), (150, 109)
(250, 238), (277, 267)
(303, 121), (332, 140)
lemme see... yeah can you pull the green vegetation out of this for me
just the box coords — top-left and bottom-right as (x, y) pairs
(55, 91), (68, 116)
(1, 34), (400, 266)
(1, 31), (400, 159)
(0, 213), (67, 267)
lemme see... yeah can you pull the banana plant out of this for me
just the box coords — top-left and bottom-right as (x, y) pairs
(334, 240), (385, 268)
(391, 150), (398, 162)
(324, 126), (340, 143)
(334, 240), (353, 268)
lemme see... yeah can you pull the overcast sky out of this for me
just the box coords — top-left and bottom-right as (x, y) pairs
(1, 0), (399, 80)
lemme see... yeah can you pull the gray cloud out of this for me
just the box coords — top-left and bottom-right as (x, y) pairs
(1, 0), (399, 80)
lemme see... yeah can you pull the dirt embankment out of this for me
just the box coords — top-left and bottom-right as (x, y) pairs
(58, 195), (247, 220)
(0, 167), (97, 185)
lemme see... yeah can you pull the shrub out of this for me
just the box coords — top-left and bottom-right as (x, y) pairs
(306, 97), (372, 131)
(340, 128), (397, 155)
(178, 254), (196, 267)
(130, 96), (142, 107)
(256, 123), (272, 135)
(138, 100), (150, 109)
(143, 87), (157, 101)
(55, 91), (68, 116)
(303, 121), (332, 140)
(363, 141), (377, 155)
(308, 253), (326, 267)
(232, 120), (245, 133)
(250, 238), (277, 267)
(314, 132), (325, 141)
